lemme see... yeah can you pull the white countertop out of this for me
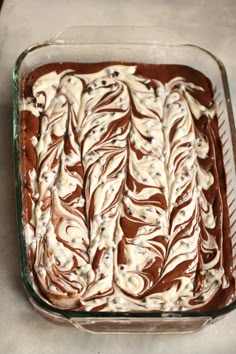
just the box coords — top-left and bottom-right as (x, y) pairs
(0, 0), (236, 353)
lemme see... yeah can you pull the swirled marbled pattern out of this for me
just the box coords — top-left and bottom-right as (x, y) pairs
(20, 62), (234, 311)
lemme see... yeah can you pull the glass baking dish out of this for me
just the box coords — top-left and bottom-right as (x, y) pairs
(13, 26), (236, 334)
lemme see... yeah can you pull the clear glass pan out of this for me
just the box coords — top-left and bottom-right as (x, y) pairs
(13, 26), (236, 334)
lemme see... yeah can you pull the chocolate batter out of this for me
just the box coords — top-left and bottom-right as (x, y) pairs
(20, 62), (234, 312)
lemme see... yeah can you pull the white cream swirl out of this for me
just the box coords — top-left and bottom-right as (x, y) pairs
(22, 64), (231, 311)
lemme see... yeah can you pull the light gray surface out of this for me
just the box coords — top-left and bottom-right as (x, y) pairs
(0, 0), (236, 353)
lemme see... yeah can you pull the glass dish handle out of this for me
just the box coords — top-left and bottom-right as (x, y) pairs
(66, 316), (212, 334)
(49, 26), (187, 45)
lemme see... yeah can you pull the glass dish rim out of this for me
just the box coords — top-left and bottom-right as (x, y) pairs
(13, 26), (236, 320)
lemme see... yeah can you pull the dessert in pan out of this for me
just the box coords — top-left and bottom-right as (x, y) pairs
(20, 61), (235, 312)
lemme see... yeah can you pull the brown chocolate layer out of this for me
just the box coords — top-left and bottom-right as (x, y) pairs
(20, 62), (235, 312)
